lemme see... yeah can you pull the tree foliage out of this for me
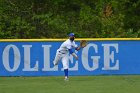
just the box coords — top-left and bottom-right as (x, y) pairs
(0, 0), (140, 38)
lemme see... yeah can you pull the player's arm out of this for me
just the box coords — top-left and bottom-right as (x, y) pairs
(74, 42), (81, 51)
(75, 46), (81, 51)
(69, 49), (78, 60)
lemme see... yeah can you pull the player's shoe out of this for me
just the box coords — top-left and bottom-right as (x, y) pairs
(64, 77), (69, 81)
(53, 60), (59, 66)
(53, 62), (58, 66)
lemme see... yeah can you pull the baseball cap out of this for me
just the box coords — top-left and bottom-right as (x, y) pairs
(68, 33), (75, 37)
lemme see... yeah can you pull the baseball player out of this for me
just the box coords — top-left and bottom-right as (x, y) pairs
(53, 33), (81, 81)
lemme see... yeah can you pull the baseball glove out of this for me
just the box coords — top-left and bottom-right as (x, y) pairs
(80, 40), (88, 48)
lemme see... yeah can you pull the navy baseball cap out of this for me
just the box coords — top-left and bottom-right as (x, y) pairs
(68, 33), (75, 37)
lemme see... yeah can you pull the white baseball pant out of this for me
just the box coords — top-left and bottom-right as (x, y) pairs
(53, 50), (69, 69)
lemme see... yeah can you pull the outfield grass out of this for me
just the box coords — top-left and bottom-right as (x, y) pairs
(0, 75), (140, 93)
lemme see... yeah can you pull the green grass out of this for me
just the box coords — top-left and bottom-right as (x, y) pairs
(0, 75), (140, 93)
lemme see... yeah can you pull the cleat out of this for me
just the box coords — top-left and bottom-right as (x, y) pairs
(53, 62), (58, 66)
(53, 61), (57, 66)
(64, 77), (69, 81)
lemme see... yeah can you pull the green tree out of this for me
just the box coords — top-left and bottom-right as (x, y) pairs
(0, 0), (140, 38)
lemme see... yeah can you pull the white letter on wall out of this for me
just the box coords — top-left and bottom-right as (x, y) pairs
(82, 44), (100, 71)
(2, 45), (20, 72)
(102, 44), (119, 70)
(22, 45), (38, 71)
(42, 45), (58, 71)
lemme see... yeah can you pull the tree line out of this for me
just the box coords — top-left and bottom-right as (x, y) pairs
(0, 0), (140, 38)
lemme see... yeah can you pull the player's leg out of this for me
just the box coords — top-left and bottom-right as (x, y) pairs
(62, 54), (69, 81)
(53, 51), (61, 66)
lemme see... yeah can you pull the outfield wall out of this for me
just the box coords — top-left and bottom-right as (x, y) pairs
(0, 38), (140, 76)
